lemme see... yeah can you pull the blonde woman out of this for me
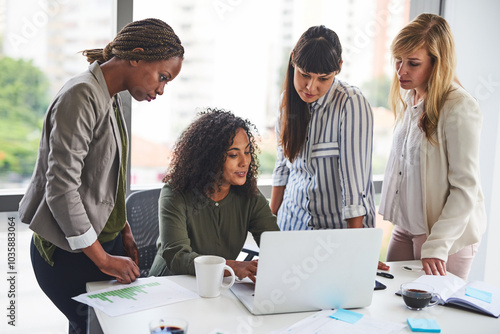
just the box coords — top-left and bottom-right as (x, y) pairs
(379, 13), (486, 280)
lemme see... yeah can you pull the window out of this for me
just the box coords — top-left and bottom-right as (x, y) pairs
(0, 0), (114, 194)
(0, 0), (410, 208)
(130, 0), (410, 190)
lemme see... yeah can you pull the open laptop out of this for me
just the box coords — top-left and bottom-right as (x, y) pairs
(230, 228), (383, 315)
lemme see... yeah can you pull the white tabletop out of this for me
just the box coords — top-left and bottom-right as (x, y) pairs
(87, 261), (500, 334)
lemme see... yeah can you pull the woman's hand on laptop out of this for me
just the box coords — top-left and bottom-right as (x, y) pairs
(226, 259), (259, 283)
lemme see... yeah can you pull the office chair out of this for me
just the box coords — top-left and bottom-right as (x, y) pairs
(125, 188), (162, 277)
(241, 243), (259, 261)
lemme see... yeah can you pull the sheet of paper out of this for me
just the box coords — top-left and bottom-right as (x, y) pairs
(73, 276), (199, 317)
(271, 310), (405, 334)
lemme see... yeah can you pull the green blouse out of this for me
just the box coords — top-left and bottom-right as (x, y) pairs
(149, 184), (279, 276)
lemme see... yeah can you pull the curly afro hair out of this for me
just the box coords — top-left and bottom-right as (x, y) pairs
(163, 108), (260, 198)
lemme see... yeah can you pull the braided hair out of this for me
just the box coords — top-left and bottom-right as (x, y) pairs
(82, 18), (184, 64)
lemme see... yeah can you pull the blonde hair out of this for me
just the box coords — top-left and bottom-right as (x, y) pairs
(389, 13), (457, 143)
(82, 18), (184, 64)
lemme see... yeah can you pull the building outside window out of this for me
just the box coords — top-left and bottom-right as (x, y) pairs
(130, 0), (410, 189)
(0, 0), (410, 195)
(0, 0), (114, 192)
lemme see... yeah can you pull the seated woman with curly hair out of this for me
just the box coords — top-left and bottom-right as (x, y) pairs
(149, 108), (279, 282)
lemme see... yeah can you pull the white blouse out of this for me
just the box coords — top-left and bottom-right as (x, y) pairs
(379, 90), (426, 235)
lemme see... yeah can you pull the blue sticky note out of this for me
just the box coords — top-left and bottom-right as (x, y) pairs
(465, 287), (492, 303)
(407, 318), (441, 333)
(329, 309), (363, 324)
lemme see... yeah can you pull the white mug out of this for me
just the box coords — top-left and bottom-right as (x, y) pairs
(194, 255), (235, 298)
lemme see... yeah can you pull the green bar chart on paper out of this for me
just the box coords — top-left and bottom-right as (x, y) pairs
(87, 282), (161, 303)
(73, 277), (199, 317)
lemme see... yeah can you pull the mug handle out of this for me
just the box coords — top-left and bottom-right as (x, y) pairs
(428, 294), (439, 307)
(221, 265), (236, 289)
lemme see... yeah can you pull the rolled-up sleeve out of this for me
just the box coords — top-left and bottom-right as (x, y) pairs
(338, 93), (373, 220)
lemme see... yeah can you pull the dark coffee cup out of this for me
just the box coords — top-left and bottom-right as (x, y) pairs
(150, 326), (184, 334)
(149, 318), (187, 333)
(401, 282), (438, 310)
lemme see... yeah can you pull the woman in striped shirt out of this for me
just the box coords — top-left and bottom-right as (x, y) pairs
(271, 26), (377, 235)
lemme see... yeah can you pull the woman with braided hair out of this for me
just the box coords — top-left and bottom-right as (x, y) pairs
(19, 18), (183, 334)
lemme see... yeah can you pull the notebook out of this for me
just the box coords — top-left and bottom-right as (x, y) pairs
(230, 228), (383, 315)
(405, 275), (500, 317)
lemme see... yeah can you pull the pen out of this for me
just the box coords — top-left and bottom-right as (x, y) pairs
(376, 272), (394, 279)
(402, 266), (423, 272)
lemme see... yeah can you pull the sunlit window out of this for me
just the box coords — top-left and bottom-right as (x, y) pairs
(0, 0), (114, 190)
(0, 0), (410, 194)
(131, 0), (410, 188)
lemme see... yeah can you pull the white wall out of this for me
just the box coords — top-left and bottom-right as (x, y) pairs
(443, 0), (500, 283)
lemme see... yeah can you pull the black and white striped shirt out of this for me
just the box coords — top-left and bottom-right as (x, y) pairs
(273, 78), (375, 230)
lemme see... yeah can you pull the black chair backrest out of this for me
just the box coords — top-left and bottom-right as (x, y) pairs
(125, 188), (161, 277)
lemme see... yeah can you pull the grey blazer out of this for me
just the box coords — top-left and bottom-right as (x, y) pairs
(18, 62), (127, 252)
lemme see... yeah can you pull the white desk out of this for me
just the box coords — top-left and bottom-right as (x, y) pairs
(87, 261), (499, 334)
